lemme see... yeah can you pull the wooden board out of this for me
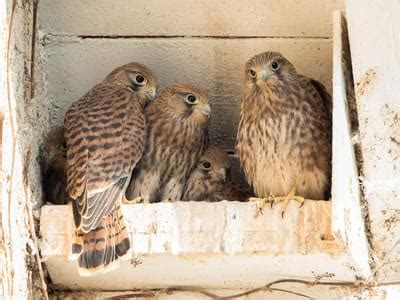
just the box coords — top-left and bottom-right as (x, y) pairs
(331, 11), (370, 278)
(38, 0), (343, 37)
(42, 37), (332, 150)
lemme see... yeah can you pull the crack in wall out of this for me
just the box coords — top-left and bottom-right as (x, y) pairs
(77, 35), (332, 40)
(39, 33), (332, 46)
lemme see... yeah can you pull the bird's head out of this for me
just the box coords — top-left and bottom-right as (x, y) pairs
(103, 62), (159, 105)
(44, 126), (67, 159)
(156, 84), (211, 125)
(191, 146), (231, 183)
(245, 51), (298, 90)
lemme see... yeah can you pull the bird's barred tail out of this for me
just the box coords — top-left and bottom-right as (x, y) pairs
(71, 204), (131, 276)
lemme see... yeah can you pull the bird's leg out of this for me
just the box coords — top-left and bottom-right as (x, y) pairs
(271, 186), (305, 217)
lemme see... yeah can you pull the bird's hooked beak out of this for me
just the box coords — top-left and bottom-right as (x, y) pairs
(195, 103), (211, 118)
(218, 168), (226, 182)
(259, 69), (273, 81)
(148, 87), (157, 100)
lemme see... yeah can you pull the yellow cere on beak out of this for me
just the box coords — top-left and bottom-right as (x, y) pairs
(196, 103), (211, 118)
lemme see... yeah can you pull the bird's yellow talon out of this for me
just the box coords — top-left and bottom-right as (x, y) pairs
(270, 186), (305, 217)
(249, 197), (272, 216)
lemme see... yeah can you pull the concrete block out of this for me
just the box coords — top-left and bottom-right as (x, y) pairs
(38, 0), (344, 37)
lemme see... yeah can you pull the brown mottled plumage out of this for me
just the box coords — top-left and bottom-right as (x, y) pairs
(64, 62), (158, 275)
(42, 126), (71, 204)
(182, 146), (251, 202)
(125, 84), (210, 203)
(236, 51), (331, 207)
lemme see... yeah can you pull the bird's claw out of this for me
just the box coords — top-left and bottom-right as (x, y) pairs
(250, 190), (305, 218)
(249, 197), (272, 217)
(272, 189), (305, 218)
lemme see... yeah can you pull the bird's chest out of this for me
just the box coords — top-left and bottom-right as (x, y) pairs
(245, 107), (301, 158)
(151, 125), (204, 177)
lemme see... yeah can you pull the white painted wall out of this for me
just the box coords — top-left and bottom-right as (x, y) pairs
(346, 0), (400, 284)
(38, 0), (343, 37)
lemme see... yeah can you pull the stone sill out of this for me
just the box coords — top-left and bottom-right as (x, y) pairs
(40, 200), (362, 290)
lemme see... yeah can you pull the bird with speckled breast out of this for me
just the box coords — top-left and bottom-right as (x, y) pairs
(236, 51), (331, 216)
(125, 84), (211, 203)
(64, 62), (158, 275)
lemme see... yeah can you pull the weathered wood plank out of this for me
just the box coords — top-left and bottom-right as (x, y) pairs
(38, 0), (343, 37)
(41, 37), (332, 150)
(331, 11), (370, 278)
(345, 0), (400, 282)
(1, 0), (49, 299)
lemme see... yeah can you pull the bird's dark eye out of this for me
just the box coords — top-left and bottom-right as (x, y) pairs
(185, 94), (197, 105)
(201, 161), (211, 170)
(249, 69), (257, 78)
(271, 61), (279, 71)
(62, 142), (67, 149)
(134, 74), (147, 86)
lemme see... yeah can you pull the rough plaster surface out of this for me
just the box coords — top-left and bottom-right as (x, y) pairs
(41, 201), (370, 290)
(0, 1), (7, 296)
(346, 0), (400, 283)
(38, 0), (344, 37)
(0, 0), (48, 298)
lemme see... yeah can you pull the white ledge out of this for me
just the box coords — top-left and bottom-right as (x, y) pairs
(40, 201), (367, 290)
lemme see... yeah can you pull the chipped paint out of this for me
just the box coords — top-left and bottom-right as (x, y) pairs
(356, 68), (377, 97)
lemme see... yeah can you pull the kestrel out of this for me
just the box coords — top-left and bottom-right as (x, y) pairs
(64, 62), (158, 275)
(42, 126), (71, 205)
(125, 84), (210, 203)
(236, 51), (331, 214)
(182, 145), (251, 202)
